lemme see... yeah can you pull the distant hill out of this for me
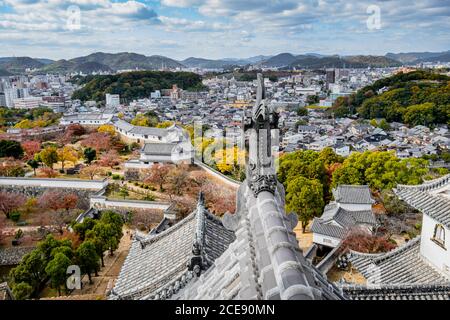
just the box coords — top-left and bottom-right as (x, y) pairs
(285, 55), (400, 69)
(181, 57), (243, 69)
(329, 70), (450, 127)
(39, 52), (184, 74)
(260, 53), (299, 67)
(0, 57), (45, 74)
(0, 69), (13, 77)
(71, 71), (205, 102)
(385, 51), (450, 64)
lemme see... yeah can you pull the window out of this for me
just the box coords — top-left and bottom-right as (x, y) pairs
(432, 224), (446, 248)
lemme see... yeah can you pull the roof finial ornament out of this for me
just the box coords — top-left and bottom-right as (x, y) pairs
(243, 73), (278, 197)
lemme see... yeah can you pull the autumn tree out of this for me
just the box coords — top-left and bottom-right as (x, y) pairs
(0, 158), (25, 177)
(98, 149), (120, 168)
(21, 140), (41, 160)
(57, 146), (78, 171)
(341, 228), (396, 253)
(80, 164), (105, 180)
(39, 146), (58, 169)
(40, 167), (57, 178)
(143, 163), (172, 191)
(97, 124), (115, 135)
(0, 191), (26, 219)
(166, 165), (189, 197)
(81, 132), (111, 152)
(286, 177), (324, 232)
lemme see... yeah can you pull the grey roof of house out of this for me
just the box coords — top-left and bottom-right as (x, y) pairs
(142, 143), (177, 155)
(348, 237), (448, 285)
(311, 218), (348, 239)
(342, 284), (450, 300)
(332, 185), (374, 204)
(311, 204), (377, 239)
(394, 184), (450, 229)
(170, 183), (346, 300)
(109, 195), (235, 300)
(129, 126), (168, 137)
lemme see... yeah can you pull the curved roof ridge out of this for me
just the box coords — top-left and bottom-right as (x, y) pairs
(396, 174), (450, 191)
(138, 210), (197, 248)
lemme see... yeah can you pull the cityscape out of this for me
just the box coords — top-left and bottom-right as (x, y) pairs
(0, 0), (449, 308)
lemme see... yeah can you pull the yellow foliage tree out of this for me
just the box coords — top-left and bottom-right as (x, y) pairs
(14, 119), (33, 129)
(57, 146), (79, 171)
(156, 121), (174, 128)
(97, 124), (115, 135)
(131, 114), (150, 127)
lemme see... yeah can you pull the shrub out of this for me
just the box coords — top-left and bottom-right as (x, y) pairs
(10, 211), (21, 222)
(112, 174), (121, 180)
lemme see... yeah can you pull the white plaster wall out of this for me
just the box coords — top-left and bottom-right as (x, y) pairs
(90, 196), (170, 210)
(338, 203), (372, 211)
(312, 233), (341, 248)
(419, 214), (450, 278)
(0, 177), (108, 190)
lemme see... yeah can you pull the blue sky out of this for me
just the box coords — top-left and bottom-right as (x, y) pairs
(0, 0), (449, 60)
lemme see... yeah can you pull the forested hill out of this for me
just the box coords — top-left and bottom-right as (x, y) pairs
(71, 71), (205, 102)
(330, 70), (450, 127)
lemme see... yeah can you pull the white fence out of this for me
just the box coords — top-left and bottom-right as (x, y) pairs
(90, 196), (171, 210)
(0, 177), (108, 190)
(193, 159), (241, 188)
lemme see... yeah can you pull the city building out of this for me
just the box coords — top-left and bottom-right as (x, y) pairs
(13, 97), (43, 109)
(106, 93), (120, 107)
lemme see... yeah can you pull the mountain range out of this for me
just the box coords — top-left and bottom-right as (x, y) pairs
(0, 50), (448, 75)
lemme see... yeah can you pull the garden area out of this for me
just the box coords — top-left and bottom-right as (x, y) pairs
(4, 210), (125, 299)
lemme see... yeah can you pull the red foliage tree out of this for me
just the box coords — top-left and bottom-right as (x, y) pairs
(0, 191), (26, 218)
(40, 167), (58, 178)
(81, 132), (111, 152)
(143, 164), (172, 190)
(61, 193), (79, 211)
(21, 140), (41, 160)
(60, 123), (86, 144)
(98, 149), (120, 168)
(341, 228), (396, 254)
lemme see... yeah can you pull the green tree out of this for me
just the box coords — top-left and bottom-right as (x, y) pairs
(93, 222), (119, 256)
(45, 252), (72, 296)
(297, 107), (308, 116)
(12, 282), (33, 300)
(9, 249), (46, 294)
(73, 217), (97, 241)
(378, 119), (390, 131)
(370, 119), (378, 127)
(85, 230), (107, 267)
(118, 186), (129, 199)
(76, 241), (100, 284)
(39, 146), (58, 169)
(83, 147), (97, 164)
(0, 140), (24, 159)
(286, 177), (324, 232)
(27, 159), (39, 176)
(403, 102), (435, 127)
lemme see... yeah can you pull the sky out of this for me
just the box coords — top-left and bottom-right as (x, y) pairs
(0, 0), (449, 60)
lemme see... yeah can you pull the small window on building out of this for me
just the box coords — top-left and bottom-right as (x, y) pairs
(433, 224), (445, 247)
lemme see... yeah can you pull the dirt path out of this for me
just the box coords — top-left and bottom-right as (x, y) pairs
(294, 221), (313, 252)
(62, 225), (133, 299)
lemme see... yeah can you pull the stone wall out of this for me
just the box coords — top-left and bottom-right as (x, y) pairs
(0, 185), (96, 209)
(0, 247), (35, 266)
